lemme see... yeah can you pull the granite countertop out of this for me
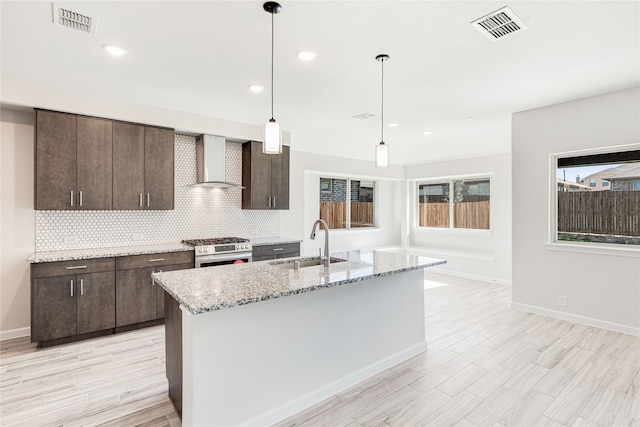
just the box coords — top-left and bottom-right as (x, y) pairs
(250, 237), (302, 246)
(152, 249), (446, 315)
(28, 242), (194, 263)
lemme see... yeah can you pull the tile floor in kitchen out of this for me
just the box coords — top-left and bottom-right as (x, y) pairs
(1, 272), (638, 426)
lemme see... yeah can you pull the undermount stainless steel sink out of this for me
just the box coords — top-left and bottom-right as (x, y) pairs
(271, 257), (346, 269)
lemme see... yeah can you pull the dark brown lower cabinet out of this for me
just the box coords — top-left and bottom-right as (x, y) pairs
(76, 272), (116, 335)
(116, 267), (157, 326)
(31, 251), (193, 346)
(115, 252), (194, 327)
(32, 275), (77, 342)
(31, 270), (115, 343)
(252, 242), (300, 262)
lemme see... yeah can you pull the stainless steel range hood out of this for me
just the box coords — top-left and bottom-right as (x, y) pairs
(194, 134), (243, 188)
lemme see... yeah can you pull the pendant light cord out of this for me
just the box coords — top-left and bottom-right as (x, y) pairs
(381, 58), (384, 142)
(270, 11), (275, 120)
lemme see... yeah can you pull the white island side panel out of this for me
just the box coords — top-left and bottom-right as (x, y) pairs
(181, 268), (426, 427)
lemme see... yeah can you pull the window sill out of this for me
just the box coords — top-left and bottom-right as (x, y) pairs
(329, 227), (380, 233)
(545, 242), (640, 258)
(413, 227), (492, 236)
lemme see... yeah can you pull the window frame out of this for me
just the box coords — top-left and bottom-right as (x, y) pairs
(318, 175), (377, 230)
(548, 145), (640, 257)
(414, 173), (492, 232)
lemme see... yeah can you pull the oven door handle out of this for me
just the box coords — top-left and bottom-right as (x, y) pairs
(196, 252), (252, 265)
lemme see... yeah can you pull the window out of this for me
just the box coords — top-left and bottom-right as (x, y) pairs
(555, 150), (640, 245)
(589, 178), (597, 187)
(418, 178), (490, 230)
(319, 177), (375, 229)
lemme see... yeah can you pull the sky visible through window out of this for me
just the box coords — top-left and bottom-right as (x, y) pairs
(557, 164), (621, 182)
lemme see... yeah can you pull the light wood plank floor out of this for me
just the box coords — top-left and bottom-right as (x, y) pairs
(1, 272), (638, 426)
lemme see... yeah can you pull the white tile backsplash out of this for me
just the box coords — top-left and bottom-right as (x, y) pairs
(35, 134), (280, 251)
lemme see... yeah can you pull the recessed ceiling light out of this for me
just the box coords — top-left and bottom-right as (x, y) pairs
(296, 50), (317, 61)
(389, 123), (399, 127)
(464, 116), (475, 121)
(248, 84), (265, 93)
(102, 45), (127, 56)
(423, 131), (432, 135)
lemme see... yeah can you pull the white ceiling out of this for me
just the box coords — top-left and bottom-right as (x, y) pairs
(1, 1), (638, 165)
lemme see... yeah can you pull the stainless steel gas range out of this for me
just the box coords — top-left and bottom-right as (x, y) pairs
(181, 237), (252, 268)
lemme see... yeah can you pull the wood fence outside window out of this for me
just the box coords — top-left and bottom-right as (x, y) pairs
(320, 202), (374, 229)
(419, 201), (490, 230)
(557, 191), (640, 236)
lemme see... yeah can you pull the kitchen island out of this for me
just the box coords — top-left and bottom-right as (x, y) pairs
(152, 249), (445, 426)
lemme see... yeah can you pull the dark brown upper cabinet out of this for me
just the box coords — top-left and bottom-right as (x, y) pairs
(112, 123), (174, 210)
(242, 141), (290, 210)
(35, 109), (174, 210)
(35, 110), (112, 210)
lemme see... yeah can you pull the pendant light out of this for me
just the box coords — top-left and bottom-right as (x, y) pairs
(263, 1), (282, 154)
(375, 54), (390, 167)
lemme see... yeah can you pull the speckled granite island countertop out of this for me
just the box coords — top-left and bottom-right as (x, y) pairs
(28, 242), (193, 263)
(152, 249), (446, 315)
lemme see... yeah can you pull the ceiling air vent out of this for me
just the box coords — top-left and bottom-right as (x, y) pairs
(52, 3), (98, 35)
(352, 112), (375, 120)
(470, 6), (527, 41)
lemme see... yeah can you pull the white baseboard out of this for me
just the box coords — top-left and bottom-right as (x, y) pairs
(430, 267), (512, 286)
(0, 327), (30, 342)
(244, 341), (428, 427)
(511, 302), (640, 337)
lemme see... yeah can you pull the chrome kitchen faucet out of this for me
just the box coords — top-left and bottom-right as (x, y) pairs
(310, 219), (330, 267)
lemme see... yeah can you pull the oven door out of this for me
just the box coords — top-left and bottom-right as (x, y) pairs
(195, 252), (252, 268)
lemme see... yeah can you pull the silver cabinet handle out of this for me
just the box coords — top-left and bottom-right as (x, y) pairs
(79, 190), (83, 207)
(273, 197), (276, 207)
(66, 265), (87, 270)
(268, 196), (272, 208)
(70, 279), (74, 297)
(70, 190), (74, 206)
(149, 258), (165, 262)
(272, 248), (284, 252)
(80, 278), (84, 296)
(147, 193), (150, 208)
(139, 193), (143, 208)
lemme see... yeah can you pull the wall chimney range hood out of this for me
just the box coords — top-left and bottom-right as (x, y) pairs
(194, 134), (243, 188)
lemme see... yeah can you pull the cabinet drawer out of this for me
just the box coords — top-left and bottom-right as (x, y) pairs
(116, 251), (194, 270)
(252, 243), (300, 258)
(32, 258), (116, 279)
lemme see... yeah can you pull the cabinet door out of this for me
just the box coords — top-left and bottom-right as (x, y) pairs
(113, 122), (145, 210)
(144, 127), (174, 210)
(32, 275), (77, 342)
(76, 116), (113, 210)
(76, 271), (115, 335)
(35, 110), (77, 210)
(242, 141), (272, 209)
(116, 267), (156, 326)
(270, 145), (290, 210)
(154, 263), (193, 319)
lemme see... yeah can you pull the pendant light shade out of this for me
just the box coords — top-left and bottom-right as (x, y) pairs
(263, 1), (282, 154)
(263, 118), (281, 154)
(375, 141), (389, 167)
(374, 54), (390, 167)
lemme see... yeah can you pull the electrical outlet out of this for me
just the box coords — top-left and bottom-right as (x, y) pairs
(63, 235), (78, 244)
(132, 233), (144, 241)
(557, 295), (567, 306)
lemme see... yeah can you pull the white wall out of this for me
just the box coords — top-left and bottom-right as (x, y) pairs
(512, 86), (640, 335)
(1, 110), (35, 338)
(404, 153), (512, 284)
(280, 150), (404, 256)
